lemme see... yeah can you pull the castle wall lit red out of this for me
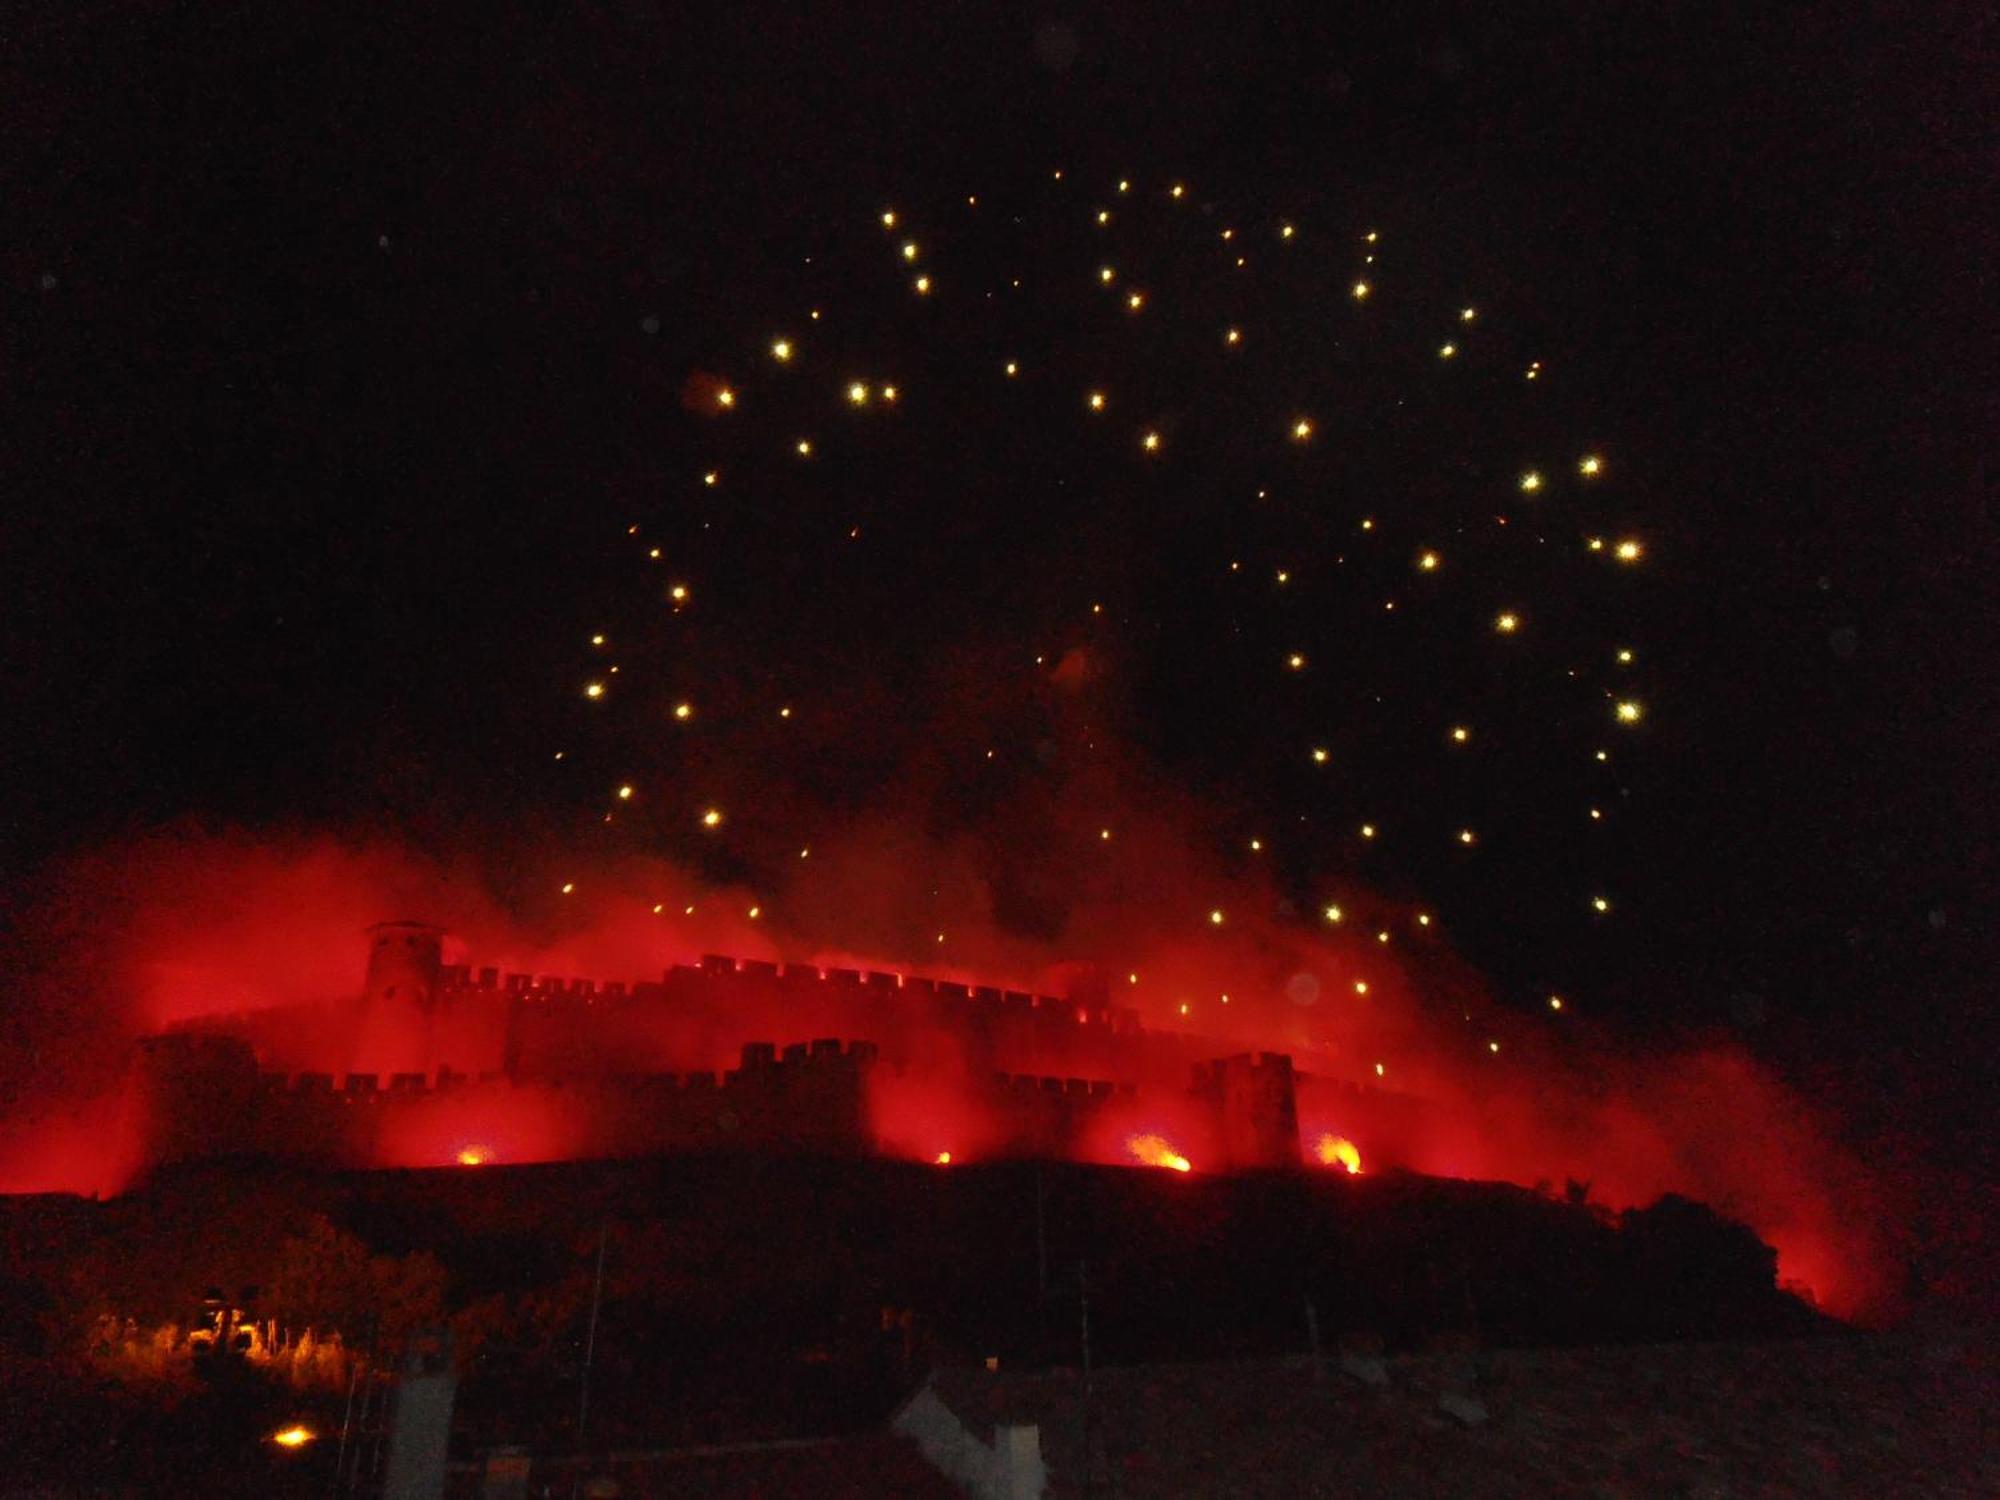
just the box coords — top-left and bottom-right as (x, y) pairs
(132, 922), (1426, 1176)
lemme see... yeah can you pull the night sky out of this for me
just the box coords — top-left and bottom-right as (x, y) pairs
(5, 6), (1993, 1173)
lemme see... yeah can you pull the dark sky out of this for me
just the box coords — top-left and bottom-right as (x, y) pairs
(4, 4), (1994, 1161)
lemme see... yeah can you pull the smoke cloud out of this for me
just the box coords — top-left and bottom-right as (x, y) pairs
(0, 798), (1897, 1320)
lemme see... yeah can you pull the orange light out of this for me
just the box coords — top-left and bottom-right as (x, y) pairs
(1314, 1134), (1362, 1174)
(271, 1425), (316, 1449)
(1127, 1133), (1192, 1173)
(455, 1145), (491, 1167)
(934, 1151), (952, 1166)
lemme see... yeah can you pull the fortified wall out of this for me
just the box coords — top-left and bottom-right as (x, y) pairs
(130, 923), (1436, 1175)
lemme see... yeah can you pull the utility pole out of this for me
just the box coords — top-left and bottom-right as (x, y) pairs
(1078, 1259), (1095, 1500)
(575, 1223), (609, 1448)
(1035, 1164), (1049, 1304)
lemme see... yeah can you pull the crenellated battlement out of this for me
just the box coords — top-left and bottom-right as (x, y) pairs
(244, 1034), (887, 1103)
(412, 951), (1151, 1040)
(991, 1071), (1133, 1103)
(131, 927), (1327, 1176)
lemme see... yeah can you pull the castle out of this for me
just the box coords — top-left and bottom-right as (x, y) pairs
(130, 922), (1421, 1176)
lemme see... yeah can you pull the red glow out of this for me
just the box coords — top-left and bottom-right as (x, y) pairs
(375, 1087), (581, 1171)
(0, 828), (1910, 1320)
(0, 1088), (143, 1198)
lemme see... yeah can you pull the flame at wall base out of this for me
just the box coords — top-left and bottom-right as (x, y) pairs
(1128, 1132), (1193, 1172)
(1314, 1133), (1362, 1174)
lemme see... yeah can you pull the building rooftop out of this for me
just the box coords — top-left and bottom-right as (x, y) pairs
(909, 1330), (1995, 1498)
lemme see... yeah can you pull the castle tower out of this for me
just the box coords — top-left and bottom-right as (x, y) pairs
(355, 921), (447, 1079)
(1194, 1052), (1302, 1170)
(364, 921), (445, 1011)
(129, 1032), (259, 1165)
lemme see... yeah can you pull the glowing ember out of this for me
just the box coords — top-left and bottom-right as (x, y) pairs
(270, 1425), (316, 1449)
(1314, 1134), (1363, 1174)
(1126, 1133), (1192, 1173)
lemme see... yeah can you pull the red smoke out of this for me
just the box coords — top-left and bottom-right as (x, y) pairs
(0, 820), (1903, 1320)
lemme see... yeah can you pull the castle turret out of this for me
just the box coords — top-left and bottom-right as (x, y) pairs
(130, 1032), (260, 1165)
(364, 921), (445, 1011)
(355, 921), (447, 1079)
(1194, 1052), (1302, 1169)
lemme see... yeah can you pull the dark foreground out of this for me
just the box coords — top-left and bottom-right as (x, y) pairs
(429, 1333), (1997, 1499)
(0, 1152), (1850, 1494)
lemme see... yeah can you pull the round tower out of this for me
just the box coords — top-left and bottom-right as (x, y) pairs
(363, 921), (445, 1011)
